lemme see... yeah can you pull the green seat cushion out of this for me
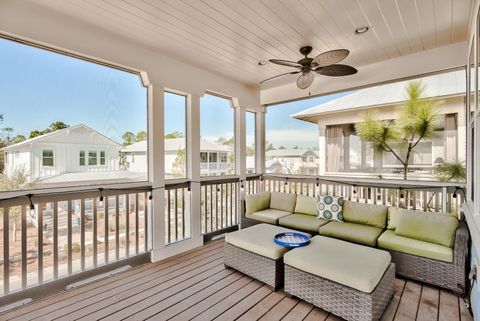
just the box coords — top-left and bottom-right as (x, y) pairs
(378, 230), (453, 262)
(270, 192), (296, 213)
(294, 195), (318, 216)
(284, 236), (391, 293)
(343, 201), (388, 228)
(319, 221), (384, 247)
(245, 192), (271, 215)
(226, 224), (296, 260)
(395, 211), (458, 247)
(278, 214), (329, 232)
(246, 209), (291, 224)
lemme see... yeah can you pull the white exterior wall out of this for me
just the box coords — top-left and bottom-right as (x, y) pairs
(125, 152), (148, 173)
(4, 126), (122, 180)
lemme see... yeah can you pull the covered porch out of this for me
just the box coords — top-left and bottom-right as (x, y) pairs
(0, 0), (479, 320)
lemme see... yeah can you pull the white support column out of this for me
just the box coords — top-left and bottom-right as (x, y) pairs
(458, 109), (467, 163)
(149, 84), (166, 262)
(256, 110), (266, 175)
(318, 124), (327, 175)
(234, 99), (246, 227)
(188, 94), (202, 242)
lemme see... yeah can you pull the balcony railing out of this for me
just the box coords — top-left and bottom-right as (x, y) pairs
(262, 175), (464, 214)
(0, 187), (151, 298)
(165, 182), (191, 244)
(200, 178), (239, 239)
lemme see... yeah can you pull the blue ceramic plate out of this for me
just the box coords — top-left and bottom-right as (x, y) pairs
(274, 232), (311, 248)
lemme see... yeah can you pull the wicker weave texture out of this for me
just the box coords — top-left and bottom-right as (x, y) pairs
(224, 242), (284, 290)
(285, 263), (395, 321)
(388, 220), (469, 295)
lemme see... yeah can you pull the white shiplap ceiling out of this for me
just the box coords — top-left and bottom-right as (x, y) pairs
(27, 0), (472, 87)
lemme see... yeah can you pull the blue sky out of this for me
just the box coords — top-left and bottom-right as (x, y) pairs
(266, 92), (350, 149)
(0, 38), (147, 143)
(1, 37), (346, 147)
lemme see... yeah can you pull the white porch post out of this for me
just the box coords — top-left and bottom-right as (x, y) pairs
(257, 109), (266, 192)
(234, 99), (246, 225)
(458, 110), (467, 163)
(318, 124), (326, 175)
(149, 84), (166, 262)
(188, 94), (202, 241)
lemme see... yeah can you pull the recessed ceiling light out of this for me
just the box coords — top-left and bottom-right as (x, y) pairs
(258, 60), (268, 66)
(355, 26), (369, 34)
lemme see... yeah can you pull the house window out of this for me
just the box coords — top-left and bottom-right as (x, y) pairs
(209, 153), (218, 163)
(165, 91), (187, 179)
(302, 157), (307, 162)
(79, 151), (85, 166)
(309, 156), (314, 162)
(89, 151), (98, 166)
(42, 149), (54, 167)
(220, 153), (227, 163)
(201, 93), (234, 176)
(100, 151), (106, 165)
(200, 152), (208, 163)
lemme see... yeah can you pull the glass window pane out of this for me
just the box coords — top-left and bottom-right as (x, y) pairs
(100, 151), (106, 165)
(246, 111), (256, 173)
(200, 94), (234, 176)
(88, 151), (97, 166)
(164, 92), (187, 179)
(0, 38), (148, 191)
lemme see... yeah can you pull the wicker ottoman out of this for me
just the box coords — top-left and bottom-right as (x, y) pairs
(284, 236), (395, 321)
(224, 223), (298, 290)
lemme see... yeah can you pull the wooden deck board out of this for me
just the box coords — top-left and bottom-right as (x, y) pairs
(0, 239), (471, 321)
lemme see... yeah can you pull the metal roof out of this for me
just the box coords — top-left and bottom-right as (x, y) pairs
(292, 70), (466, 123)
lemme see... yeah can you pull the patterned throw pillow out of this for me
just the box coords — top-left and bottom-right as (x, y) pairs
(317, 195), (344, 222)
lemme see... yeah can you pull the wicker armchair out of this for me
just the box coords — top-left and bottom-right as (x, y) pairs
(385, 220), (469, 296)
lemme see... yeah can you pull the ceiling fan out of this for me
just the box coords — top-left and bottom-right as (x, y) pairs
(260, 46), (357, 89)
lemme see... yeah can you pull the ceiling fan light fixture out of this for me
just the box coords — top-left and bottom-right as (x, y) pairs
(355, 26), (369, 35)
(297, 73), (314, 89)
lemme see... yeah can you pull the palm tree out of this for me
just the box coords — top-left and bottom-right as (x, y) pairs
(356, 80), (441, 180)
(434, 161), (466, 182)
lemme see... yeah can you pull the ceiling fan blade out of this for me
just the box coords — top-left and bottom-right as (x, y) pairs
(312, 49), (350, 67)
(296, 72), (314, 89)
(259, 71), (301, 84)
(315, 64), (358, 76)
(269, 59), (302, 68)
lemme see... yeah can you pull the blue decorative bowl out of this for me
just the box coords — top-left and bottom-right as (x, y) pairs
(274, 232), (311, 248)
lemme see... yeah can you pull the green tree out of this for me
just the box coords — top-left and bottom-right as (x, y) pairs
(355, 81), (440, 180)
(11, 135), (26, 144)
(136, 131), (147, 142)
(246, 145), (255, 157)
(49, 121), (69, 131)
(434, 161), (466, 182)
(265, 141), (275, 152)
(279, 146), (286, 150)
(165, 131), (184, 139)
(29, 130), (42, 139)
(122, 131), (136, 146)
(171, 148), (186, 177)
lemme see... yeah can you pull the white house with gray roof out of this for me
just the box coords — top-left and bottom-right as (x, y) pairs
(292, 70), (466, 179)
(2, 124), (123, 184)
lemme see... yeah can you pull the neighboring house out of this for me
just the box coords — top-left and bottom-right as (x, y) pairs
(292, 70), (466, 179)
(2, 124), (123, 182)
(266, 149), (319, 175)
(121, 138), (232, 177)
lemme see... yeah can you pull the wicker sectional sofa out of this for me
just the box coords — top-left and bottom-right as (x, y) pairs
(242, 191), (470, 295)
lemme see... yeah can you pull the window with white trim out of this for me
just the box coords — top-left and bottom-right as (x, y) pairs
(42, 149), (54, 167)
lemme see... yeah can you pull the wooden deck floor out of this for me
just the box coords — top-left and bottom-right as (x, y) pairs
(0, 239), (474, 321)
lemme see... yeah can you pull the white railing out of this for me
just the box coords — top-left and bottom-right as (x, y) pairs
(261, 175), (464, 214)
(0, 187), (151, 296)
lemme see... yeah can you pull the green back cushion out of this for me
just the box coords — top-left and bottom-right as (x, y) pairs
(270, 192), (296, 213)
(245, 192), (271, 215)
(395, 211), (459, 247)
(388, 207), (453, 230)
(294, 195), (318, 216)
(343, 201), (388, 229)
